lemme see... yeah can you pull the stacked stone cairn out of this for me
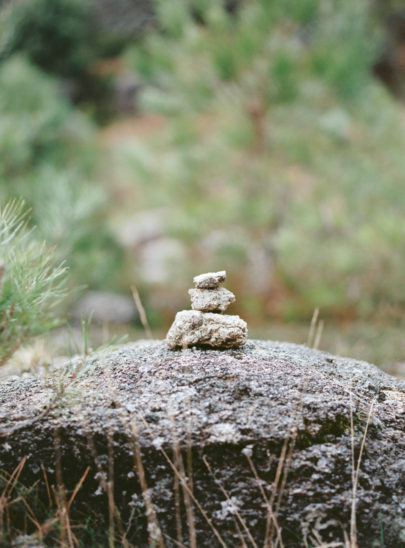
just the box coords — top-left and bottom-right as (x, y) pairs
(166, 270), (248, 349)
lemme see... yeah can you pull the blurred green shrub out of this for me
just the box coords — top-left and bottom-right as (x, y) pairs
(0, 201), (67, 366)
(0, 0), (116, 114)
(123, 0), (405, 320)
(0, 55), (95, 178)
(0, 0), (94, 78)
(0, 55), (124, 294)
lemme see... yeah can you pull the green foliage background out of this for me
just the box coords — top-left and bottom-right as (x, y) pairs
(122, 0), (405, 320)
(0, 55), (124, 294)
(1, 0), (405, 324)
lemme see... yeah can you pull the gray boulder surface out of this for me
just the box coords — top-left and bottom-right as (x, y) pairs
(188, 287), (236, 312)
(166, 310), (248, 349)
(0, 340), (404, 547)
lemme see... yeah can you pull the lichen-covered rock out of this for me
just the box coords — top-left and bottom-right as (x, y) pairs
(193, 270), (226, 289)
(0, 340), (404, 547)
(188, 287), (235, 312)
(167, 269), (244, 348)
(166, 310), (247, 349)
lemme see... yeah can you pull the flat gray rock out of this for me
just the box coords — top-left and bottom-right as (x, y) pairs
(0, 340), (404, 547)
(193, 270), (226, 289)
(166, 310), (248, 349)
(188, 287), (235, 312)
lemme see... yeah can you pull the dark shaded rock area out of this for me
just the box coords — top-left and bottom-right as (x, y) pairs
(0, 340), (404, 547)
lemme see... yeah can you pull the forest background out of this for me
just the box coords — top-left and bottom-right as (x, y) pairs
(1, 0), (405, 377)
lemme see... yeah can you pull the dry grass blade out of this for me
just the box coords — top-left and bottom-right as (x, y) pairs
(203, 455), (258, 548)
(130, 421), (165, 548)
(267, 398), (302, 543)
(67, 466), (90, 511)
(173, 449), (183, 546)
(86, 432), (129, 548)
(275, 432), (298, 519)
(243, 451), (283, 548)
(267, 436), (288, 542)
(131, 284), (152, 339)
(234, 518), (249, 548)
(1, 456), (26, 500)
(138, 415), (227, 548)
(307, 308), (319, 347)
(349, 390), (376, 548)
(168, 411), (196, 548)
(313, 319), (324, 350)
(349, 389), (356, 546)
(53, 429), (76, 548)
(41, 463), (53, 509)
(107, 429), (116, 548)
(185, 406), (195, 526)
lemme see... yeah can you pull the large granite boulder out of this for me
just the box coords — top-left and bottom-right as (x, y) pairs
(0, 340), (404, 547)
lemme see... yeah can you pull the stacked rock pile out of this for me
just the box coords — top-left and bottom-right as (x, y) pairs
(166, 270), (248, 349)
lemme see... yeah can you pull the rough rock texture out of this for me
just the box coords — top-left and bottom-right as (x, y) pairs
(188, 287), (235, 312)
(167, 270), (244, 349)
(0, 340), (404, 547)
(193, 270), (226, 289)
(166, 310), (248, 349)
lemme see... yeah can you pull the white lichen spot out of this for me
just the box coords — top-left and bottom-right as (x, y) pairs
(152, 436), (165, 450)
(208, 422), (240, 443)
(214, 496), (242, 519)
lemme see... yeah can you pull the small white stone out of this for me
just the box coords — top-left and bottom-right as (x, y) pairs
(193, 270), (226, 289)
(188, 287), (235, 312)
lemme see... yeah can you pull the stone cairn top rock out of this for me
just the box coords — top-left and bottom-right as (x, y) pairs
(166, 270), (248, 349)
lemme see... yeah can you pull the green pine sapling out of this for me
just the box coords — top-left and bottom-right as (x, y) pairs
(0, 201), (67, 367)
